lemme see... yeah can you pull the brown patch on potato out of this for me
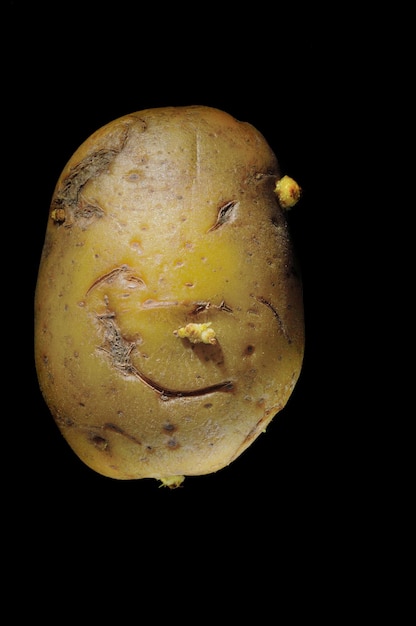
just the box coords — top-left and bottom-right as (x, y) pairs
(96, 314), (135, 373)
(89, 433), (110, 451)
(50, 125), (130, 227)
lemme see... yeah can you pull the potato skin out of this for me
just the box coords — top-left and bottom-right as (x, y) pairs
(34, 106), (304, 482)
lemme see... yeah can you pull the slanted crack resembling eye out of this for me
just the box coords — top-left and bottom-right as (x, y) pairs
(208, 201), (238, 231)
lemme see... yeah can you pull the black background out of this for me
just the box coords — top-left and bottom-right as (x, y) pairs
(8, 0), (379, 614)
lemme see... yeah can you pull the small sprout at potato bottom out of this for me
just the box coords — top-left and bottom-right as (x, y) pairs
(158, 475), (185, 489)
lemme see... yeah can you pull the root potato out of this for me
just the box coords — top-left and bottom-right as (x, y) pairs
(34, 105), (304, 486)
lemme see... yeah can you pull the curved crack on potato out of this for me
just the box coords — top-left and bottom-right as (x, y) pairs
(254, 295), (291, 343)
(191, 300), (233, 315)
(86, 265), (146, 295)
(208, 200), (238, 232)
(96, 314), (234, 399)
(141, 376), (234, 400)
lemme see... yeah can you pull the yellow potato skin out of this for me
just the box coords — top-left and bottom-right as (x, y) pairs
(34, 106), (304, 482)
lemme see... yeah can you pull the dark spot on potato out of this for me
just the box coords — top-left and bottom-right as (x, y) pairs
(204, 403), (213, 408)
(244, 345), (255, 355)
(162, 423), (177, 433)
(126, 171), (140, 181)
(89, 434), (109, 451)
(167, 438), (180, 449)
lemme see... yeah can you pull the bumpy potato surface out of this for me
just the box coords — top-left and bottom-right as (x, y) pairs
(35, 106), (304, 485)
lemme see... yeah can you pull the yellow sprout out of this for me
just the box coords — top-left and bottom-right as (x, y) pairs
(50, 208), (66, 223)
(158, 475), (185, 489)
(274, 175), (302, 209)
(174, 322), (217, 345)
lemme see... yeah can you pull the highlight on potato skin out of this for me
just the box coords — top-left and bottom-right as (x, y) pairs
(34, 105), (304, 487)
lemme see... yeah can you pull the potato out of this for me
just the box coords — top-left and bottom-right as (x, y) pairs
(34, 105), (304, 487)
